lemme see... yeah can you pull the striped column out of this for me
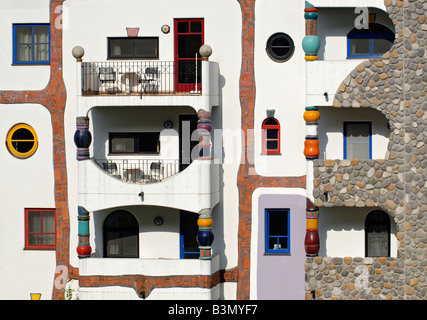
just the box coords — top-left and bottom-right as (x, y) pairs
(305, 207), (320, 256)
(77, 206), (92, 258)
(302, 2), (320, 61)
(74, 116), (92, 160)
(304, 106), (320, 256)
(197, 209), (214, 260)
(197, 109), (212, 160)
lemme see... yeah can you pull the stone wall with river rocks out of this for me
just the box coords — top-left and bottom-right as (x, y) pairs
(305, 0), (427, 300)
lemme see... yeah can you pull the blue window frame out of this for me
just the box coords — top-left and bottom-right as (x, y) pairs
(180, 211), (199, 259)
(265, 209), (290, 254)
(13, 24), (50, 65)
(347, 23), (394, 58)
(344, 121), (372, 159)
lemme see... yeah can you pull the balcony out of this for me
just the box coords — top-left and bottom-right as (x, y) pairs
(78, 158), (220, 214)
(306, 60), (365, 106)
(82, 61), (202, 96)
(95, 158), (179, 183)
(76, 60), (219, 113)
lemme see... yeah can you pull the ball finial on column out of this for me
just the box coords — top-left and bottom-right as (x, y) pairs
(72, 46), (85, 62)
(199, 44), (212, 61)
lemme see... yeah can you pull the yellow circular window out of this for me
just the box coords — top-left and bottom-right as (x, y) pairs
(6, 123), (38, 158)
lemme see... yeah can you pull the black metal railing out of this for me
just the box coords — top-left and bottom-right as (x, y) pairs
(94, 158), (180, 183)
(81, 61), (201, 96)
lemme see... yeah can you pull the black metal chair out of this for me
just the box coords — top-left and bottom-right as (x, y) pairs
(98, 67), (116, 93)
(139, 67), (159, 94)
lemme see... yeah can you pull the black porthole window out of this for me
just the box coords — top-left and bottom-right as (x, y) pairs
(266, 32), (295, 62)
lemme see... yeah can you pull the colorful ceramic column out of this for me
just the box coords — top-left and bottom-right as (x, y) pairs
(305, 207), (320, 256)
(77, 206), (92, 258)
(197, 208), (214, 260)
(197, 109), (212, 160)
(304, 106), (320, 256)
(74, 116), (92, 160)
(302, 1), (320, 61)
(303, 106), (320, 160)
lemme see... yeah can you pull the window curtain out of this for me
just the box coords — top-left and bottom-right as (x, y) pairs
(28, 211), (41, 245)
(16, 27), (32, 62)
(34, 26), (49, 61)
(42, 211), (55, 245)
(27, 210), (55, 245)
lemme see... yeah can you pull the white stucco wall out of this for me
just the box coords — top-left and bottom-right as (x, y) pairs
(62, 0), (243, 277)
(0, 103), (55, 299)
(254, 0), (307, 177)
(318, 207), (398, 258)
(317, 107), (390, 160)
(0, 0), (50, 90)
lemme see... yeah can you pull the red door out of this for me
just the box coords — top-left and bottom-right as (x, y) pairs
(174, 19), (204, 93)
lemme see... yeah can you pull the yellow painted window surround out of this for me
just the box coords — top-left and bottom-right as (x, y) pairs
(6, 123), (38, 158)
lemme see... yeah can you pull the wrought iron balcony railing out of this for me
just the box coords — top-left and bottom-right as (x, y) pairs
(95, 158), (180, 183)
(81, 61), (202, 96)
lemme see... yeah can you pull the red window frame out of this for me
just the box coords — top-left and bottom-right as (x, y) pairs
(25, 208), (56, 250)
(262, 118), (280, 154)
(174, 18), (204, 92)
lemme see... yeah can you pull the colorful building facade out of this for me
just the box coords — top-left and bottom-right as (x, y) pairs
(0, 0), (426, 300)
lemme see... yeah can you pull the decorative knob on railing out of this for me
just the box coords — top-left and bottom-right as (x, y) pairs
(199, 44), (212, 61)
(72, 46), (85, 62)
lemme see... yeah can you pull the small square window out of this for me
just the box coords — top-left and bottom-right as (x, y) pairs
(25, 209), (56, 249)
(13, 24), (50, 64)
(265, 209), (290, 254)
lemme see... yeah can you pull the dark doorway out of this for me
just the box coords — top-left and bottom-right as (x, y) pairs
(174, 18), (204, 92)
(179, 114), (199, 171)
(365, 210), (390, 257)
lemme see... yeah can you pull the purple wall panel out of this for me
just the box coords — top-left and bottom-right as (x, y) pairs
(257, 194), (306, 300)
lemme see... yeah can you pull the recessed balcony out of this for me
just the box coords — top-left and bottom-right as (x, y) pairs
(78, 158), (220, 214)
(95, 158), (180, 184)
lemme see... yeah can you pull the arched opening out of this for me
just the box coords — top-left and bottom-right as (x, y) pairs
(365, 210), (390, 257)
(347, 23), (395, 58)
(103, 210), (139, 258)
(262, 117), (280, 155)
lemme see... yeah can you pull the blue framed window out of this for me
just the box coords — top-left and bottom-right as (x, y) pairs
(13, 24), (50, 65)
(265, 209), (290, 254)
(344, 122), (372, 159)
(347, 23), (394, 58)
(180, 211), (199, 259)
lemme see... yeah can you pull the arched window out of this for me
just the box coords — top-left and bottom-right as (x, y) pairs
(347, 23), (394, 58)
(104, 210), (139, 258)
(365, 210), (390, 257)
(262, 118), (280, 154)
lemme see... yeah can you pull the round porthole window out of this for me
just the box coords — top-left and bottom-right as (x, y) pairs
(6, 123), (38, 158)
(266, 32), (295, 62)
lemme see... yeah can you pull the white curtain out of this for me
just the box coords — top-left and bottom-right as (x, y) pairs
(34, 26), (49, 61)
(42, 211), (55, 245)
(16, 26), (49, 62)
(28, 210), (55, 245)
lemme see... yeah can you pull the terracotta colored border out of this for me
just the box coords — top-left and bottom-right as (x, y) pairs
(79, 267), (238, 298)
